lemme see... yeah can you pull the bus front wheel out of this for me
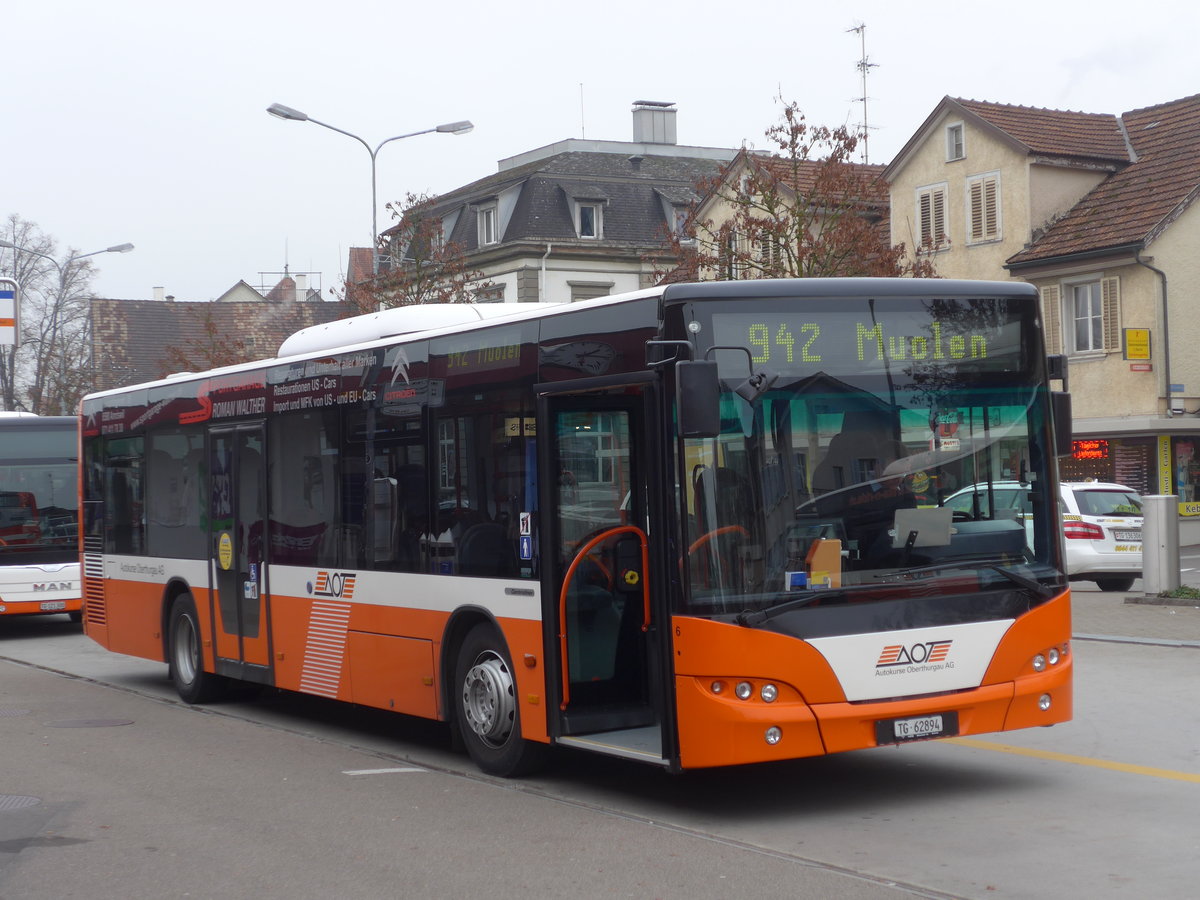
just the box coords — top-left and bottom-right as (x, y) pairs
(168, 594), (227, 705)
(454, 623), (546, 777)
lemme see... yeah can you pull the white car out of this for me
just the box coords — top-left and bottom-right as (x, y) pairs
(943, 480), (1143, 591)
(1059, 481), (1143, 592)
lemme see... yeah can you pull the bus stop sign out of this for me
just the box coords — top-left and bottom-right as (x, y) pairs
(0, 277), (18, 347)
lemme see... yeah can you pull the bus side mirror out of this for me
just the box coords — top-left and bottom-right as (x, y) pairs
(1052, 391), (1072, 457)
(677, 360), (720, 438)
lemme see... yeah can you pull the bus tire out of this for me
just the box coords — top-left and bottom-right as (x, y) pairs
(168, 594), (227, 705)
(454, 622), (546, 777)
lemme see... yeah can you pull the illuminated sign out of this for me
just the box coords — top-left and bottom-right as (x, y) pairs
(1072, 439), (1109, 460)
(710, 300), (1023, 380)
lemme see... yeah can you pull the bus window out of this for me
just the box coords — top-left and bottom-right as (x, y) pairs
(104, 437), (144, 555)
(268, 411), (337, 567)
(146, 429), (206, 559)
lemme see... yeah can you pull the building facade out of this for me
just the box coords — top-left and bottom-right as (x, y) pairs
(376, 102), (736, 304)
(886, 94), (1200, 538)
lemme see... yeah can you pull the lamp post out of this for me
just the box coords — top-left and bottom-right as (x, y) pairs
(266, 103), (473, 274)
(0, 239), (134, 412)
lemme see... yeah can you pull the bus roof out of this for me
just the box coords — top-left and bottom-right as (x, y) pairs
(82, 278), (1038, 402)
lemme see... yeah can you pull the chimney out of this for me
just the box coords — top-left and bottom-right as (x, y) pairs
(295, 274), (308, 300)
(632, 100), (677, 145)
(153, 286), (165, 302)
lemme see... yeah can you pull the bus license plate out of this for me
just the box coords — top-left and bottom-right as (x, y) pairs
(39, 601), (67, 611)
(876, 711), (958, 745)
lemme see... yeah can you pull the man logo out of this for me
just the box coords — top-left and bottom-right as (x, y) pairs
(877, 640), (952, 668)
(33, 583), (74, 592)
(309, 571), (357, 600)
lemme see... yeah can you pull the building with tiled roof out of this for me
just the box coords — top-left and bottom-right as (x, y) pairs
(886, 93), (1200, 537)
(89, 280), (344, 392)
(374, 101), (736, 303)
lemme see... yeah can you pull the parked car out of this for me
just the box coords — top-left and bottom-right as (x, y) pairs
(1059, 481), (1143, 592)
(943, 480), (1143, 591)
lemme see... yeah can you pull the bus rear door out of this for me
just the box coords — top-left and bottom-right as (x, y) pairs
(208, 425), (273, 683)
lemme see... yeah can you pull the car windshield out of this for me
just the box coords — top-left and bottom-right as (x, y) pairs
(676, 294), (1063, 618)
(1074, 489), (1142, 517)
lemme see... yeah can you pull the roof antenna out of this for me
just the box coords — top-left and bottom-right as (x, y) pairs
(848, 22), (878, 164)
(579, 83), (586, 139)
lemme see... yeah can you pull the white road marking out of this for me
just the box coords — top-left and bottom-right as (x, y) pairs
(342, 767), (427, 775)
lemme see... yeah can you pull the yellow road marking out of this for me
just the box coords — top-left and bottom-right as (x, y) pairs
(948, 737), (1200, 783)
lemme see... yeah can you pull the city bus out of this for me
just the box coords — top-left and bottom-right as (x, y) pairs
(79, 278), (1073, 776)
(0, 412), (81, 623)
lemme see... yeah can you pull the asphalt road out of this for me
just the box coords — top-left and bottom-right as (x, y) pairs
(2, 587), (1198, 900)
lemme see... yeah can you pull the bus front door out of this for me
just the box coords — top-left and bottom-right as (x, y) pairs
(545, 390), (669, 766)
(208, 425), (273, 682)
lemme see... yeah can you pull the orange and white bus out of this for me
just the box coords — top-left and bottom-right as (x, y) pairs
(80, 278), (1073, 775)
(0, 412), (81, 622)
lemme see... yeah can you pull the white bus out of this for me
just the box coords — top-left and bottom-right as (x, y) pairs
(0, 412), (81, 622)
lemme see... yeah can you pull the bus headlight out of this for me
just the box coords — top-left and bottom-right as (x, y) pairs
(760, 683), (778, 703)
(1039, 694), (1052, 711)
(1032, 654), (1047, 672)
(765, 727), (782, 745)
(735, 681), (753, 700)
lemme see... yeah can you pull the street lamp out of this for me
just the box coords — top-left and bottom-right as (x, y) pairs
(0, 239), (135, 269)
(266, 102), (473, 273)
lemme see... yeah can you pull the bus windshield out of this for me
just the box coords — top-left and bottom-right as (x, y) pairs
(0, 418), (79, 564)
(678, 293), (1062, 618)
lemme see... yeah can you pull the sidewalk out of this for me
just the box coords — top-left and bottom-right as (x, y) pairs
(1070, 585), (1200, 645)
(1069, 542), (1200, 645)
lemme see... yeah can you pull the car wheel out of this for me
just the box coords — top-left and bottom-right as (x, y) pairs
(1094, 576), (1135, 592)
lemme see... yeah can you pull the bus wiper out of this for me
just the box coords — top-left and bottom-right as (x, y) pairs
(875, 558), (1052, 599)
(736, 590), (839, 626)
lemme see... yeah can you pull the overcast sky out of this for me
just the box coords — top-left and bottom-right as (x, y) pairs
(4, 0), (1197, 303)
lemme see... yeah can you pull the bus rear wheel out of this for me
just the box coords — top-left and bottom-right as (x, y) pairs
(455, 623), (546, 777)
(168, 594), (227, 705)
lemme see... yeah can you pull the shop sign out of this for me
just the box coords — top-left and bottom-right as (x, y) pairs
(1123, 328), (1151, 360)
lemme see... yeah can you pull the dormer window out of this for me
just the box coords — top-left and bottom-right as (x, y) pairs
(577, 202), (602, 239)
(566, 185), (608, 240)
(946, 122), (965, 161)
(477, 204), (498, 246)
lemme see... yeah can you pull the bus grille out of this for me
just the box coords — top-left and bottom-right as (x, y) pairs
(83, 553), (106, 626)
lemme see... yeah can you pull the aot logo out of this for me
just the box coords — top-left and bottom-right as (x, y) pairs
(309, 571), (356, 600)
(876, 640), (953, 668)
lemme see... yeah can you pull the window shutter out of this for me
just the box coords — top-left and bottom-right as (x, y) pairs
(919, 193), (933, 245)
(969, 181), (984, 241)
(933, 189), (946, 245)
(984, 179), (998, 237)
(969, 177), (998, 241)
(1101, 276), (1121, 350)
(1041, 285), (1061, 355)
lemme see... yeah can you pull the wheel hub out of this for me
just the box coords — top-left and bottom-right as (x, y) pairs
(461, 653), (515, 747)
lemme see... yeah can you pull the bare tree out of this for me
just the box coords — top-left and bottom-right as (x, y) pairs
(343, 192), (492, 314)
(0, 215), (100, 414)
(656, 102), (937, 283)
